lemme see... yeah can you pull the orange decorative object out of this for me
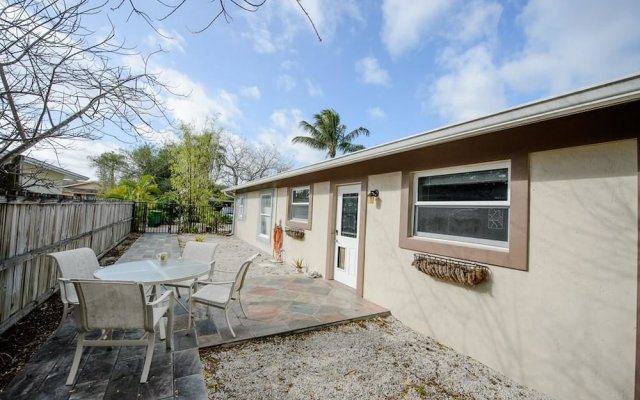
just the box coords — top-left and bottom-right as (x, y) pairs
(272, 224), (283, 262)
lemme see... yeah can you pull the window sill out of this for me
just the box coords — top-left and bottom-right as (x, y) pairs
(286, 219), (311, 230)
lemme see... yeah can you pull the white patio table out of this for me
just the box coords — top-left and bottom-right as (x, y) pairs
(93, 258), (209, 285)
(94, 258), (209, 338)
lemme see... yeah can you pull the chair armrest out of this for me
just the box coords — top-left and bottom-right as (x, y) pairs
(58, 278), (73, 304)
(147, 289), (174, 306)
(192, 280), (234, 289)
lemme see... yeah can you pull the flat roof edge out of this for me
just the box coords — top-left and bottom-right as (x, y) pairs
(225, 73), (640, 193)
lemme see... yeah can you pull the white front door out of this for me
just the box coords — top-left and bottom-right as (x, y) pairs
(334, 184), (360, 288)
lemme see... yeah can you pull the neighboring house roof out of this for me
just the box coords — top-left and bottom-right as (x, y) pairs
(63, 181), (99, 189)
(225, 73), (640, 193)
(22, 156), (89, 181)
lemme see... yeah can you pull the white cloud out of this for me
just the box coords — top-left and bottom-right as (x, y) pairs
(420, 0), (640, 123)
(368, 107), (386, 119)
(501, 0), (640, 93)
(449, 1), (502, 44)
(241, 0), (363, 53)
(276, 74), (297, 92)
(155, 67), (242, 130)
(428, 45), (507, 122)
(144, 28), (187, 53)
(355, 57), (390, 86)
(280, 60), (297, 70)
(26, 139), (123, 181)
(306, 79), (323, 96)
(381, 0), (452, 57)
(240, 86), (261, 99)
(241, 27), (277, 54)
(258, 109), (326, 166)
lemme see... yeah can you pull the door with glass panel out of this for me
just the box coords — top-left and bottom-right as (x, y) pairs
(334, 184), (360, 288)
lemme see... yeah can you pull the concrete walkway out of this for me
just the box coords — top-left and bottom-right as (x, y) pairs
(2, 233), (389, 400)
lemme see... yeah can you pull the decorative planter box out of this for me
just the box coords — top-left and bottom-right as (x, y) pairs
(411, 253), (490, 286)
(284, 227), (305, 240)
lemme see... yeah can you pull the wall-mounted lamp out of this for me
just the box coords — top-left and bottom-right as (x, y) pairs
(367, 189), (379, 204)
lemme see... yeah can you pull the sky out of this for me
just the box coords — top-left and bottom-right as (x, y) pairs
(28, 0), (640, 181)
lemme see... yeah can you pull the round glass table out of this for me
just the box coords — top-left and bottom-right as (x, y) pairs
(94, 259), (209, 284)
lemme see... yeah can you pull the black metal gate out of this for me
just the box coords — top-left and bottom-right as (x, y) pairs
(132, 202), (233, 234)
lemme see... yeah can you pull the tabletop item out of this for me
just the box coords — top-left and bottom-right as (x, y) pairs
(157, 252), (169, 263)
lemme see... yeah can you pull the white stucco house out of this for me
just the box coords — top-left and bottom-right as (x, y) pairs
(226, 74), (640, 400)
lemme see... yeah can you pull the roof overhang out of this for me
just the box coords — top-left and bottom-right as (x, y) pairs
(224, 73), (640, 193)
(21, 156), (89, 181)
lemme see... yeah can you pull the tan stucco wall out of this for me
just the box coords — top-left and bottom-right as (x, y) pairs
(234, 191), (261, 250)
(234, 182), (331, 272)
(362, 140), (638, 400)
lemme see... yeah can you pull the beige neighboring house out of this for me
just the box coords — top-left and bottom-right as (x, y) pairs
(62, 181), (99, 201)
(15, 156), (89, 195)
(226, 74), (640, 400)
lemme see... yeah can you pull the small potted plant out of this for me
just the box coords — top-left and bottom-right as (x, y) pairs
(292, 258), (304, 273)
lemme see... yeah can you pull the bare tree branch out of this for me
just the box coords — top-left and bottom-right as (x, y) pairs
(0, 0), (170, 192)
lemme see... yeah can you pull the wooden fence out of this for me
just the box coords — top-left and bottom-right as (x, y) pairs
(0, 201), (134, 334)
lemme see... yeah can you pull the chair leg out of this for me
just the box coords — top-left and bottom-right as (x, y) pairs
(224, 308), (236, 338)
(55, 303), (70, 336)
(187, 299), (193, 330)
(166, 298), (174, 351)
(140, 333), (155, 383)
(175, 287), (181, 298)
(237, 292), (247, 318)
(66, 333), (85, 386)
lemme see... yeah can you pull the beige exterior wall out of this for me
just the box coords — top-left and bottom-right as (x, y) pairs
(20, 164), (64, 194)
(362, 140), (638, 400)
(234, 182), (332, 272)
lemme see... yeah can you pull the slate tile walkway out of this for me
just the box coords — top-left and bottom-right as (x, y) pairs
(1, 234), (389, 400)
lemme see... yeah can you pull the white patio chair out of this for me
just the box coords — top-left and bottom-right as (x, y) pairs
(188, 253), (259, 338)
(63, 278), (174, 386)
(47, 247), (101, 335)
(163, 241), (218, 307)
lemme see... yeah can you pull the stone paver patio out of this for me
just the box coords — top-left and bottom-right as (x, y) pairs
(1, 234), (388, 399)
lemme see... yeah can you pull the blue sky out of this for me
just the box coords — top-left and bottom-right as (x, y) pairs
(30, 0), (640, 180)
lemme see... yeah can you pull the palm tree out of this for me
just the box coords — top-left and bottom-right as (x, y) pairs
(292, 109), (370, 158)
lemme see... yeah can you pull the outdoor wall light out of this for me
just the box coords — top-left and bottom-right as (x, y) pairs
(367, 189), (379, 204)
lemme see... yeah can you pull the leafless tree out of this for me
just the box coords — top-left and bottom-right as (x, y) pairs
(116, 0), (321, 40)
(216, 133), (292, 187)
(0, 0), (168, 191)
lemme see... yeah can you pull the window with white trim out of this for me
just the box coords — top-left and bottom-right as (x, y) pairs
(289, 186), (310, 222)
(413, 162), (510, 248)
(258, 192), (272, 238)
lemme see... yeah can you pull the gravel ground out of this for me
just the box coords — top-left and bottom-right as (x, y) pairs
(201, 316), (550, 400)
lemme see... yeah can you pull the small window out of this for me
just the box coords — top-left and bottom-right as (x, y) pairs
(258, 192), (272, 238)
(413, 162), (510, 248)
(235, 195), (245, 221)
(287, 185), (313, 230)
(290, 186), (310, 221)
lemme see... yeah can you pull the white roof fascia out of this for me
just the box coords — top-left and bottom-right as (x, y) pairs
(22, 156), (89, 181)
(225, 73), (640, 193)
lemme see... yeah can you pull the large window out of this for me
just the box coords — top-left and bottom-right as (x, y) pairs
(258, 191), (272, 239)
(413, 162), (510, 248)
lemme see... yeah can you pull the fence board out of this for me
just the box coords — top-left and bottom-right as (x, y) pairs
(0, 201), (134, 334)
